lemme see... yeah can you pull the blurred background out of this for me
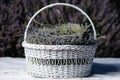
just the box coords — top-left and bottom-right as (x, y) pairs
(0, 0), (120, 57)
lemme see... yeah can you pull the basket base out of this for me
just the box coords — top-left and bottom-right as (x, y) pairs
(27, 64), (92, 78)
(29, 71), (91, 78)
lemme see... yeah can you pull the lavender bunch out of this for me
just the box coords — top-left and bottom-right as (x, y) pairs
(26, 23), (96, 45)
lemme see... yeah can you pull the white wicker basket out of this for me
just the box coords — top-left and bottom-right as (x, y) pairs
(22, 3), (97, 78)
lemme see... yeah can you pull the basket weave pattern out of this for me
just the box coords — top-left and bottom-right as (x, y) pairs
(22, 3), (97, 78)
(23, 42), (97, 78)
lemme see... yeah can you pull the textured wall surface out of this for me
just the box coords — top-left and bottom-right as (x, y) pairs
(0, 0), (120, 57)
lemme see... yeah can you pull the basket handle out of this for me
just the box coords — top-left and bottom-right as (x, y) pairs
(24, 3), (97, 41)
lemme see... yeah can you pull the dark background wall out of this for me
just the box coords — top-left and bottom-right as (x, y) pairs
(0, 0), (120, 57)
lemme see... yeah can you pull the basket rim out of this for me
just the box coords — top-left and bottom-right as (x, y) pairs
(22, 41), (97, 50)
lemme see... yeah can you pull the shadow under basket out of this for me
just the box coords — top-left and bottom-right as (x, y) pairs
(22, 3), (98, 78)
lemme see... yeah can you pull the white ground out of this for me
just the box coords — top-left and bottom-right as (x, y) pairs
(0, 57), (120, 80)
